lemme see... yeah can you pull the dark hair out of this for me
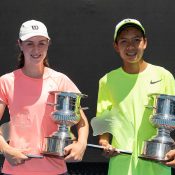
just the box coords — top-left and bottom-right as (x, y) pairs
(17, 40), (50, 69)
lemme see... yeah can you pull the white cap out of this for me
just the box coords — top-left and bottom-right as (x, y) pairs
(19, 20), (50, 41)
(114, 18), (145, 41)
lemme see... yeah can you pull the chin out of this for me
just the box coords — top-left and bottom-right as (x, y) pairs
(128, 57), (141, 63)
(127, 60), (138, 63)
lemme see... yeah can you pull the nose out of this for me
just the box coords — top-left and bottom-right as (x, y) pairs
(126, 40), (135, 49)
(32, 45), (40, 53)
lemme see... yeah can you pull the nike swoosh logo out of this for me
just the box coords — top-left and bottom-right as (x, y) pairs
(150, 79), (162, 84)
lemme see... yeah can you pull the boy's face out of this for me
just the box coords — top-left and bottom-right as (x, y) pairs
(114, 26), (147, 65)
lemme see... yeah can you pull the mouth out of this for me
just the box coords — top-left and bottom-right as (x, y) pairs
(31, 54), (41, 59)
(126, 52), (137, 57)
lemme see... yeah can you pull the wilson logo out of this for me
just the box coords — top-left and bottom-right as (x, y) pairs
(32, 25), (39, 30)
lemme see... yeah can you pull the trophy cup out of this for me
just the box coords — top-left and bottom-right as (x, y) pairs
(42, 91), (88, 157)
(140, 93), (175, 161)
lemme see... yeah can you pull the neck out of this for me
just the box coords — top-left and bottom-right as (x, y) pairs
(22, 65), (45, 78)
(122, 60), (148, 74)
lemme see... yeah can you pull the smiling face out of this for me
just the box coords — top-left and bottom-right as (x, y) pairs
(18, 36), (49, 68)
(114, 26), (147, 66)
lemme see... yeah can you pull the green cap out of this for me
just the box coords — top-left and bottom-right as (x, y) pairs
(114, 18), (145, 41)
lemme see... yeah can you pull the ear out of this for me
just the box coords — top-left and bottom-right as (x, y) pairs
(143, 38), (147, 49)
(48, 40), (51, 47)
(113, 42), (119, 53)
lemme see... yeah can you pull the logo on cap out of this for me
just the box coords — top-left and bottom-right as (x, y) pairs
(124, 19), (131, 23)
(32, 25), (39, 30)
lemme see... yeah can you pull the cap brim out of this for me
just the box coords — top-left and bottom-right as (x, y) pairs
(20, 32), (50, 41)
(114, 22), (145, 41)
(118, 23), (145, 35)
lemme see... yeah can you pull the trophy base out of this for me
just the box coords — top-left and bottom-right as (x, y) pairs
(139, 154), (169, 162)
(42, 136), (73, 157)
(140, 140), (175, 162)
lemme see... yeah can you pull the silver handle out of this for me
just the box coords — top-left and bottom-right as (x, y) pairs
(87, 144), (132, 155)
(26, 154), (44, 158)
(81, 107), (89, 110)
(0, 152), (44, 159)
(46, 102), (55, 106)
(145, 105), (156, 109)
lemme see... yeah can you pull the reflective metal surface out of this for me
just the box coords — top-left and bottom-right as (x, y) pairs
(87, 143), (132, 155)
(42, 91), (88, 156)
(140, 93), (175, 161)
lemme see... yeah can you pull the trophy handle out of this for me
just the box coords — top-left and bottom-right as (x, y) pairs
(26, 154), (44, 159)
(145, 105), (156, 110)
(81, 107), (89, 110)
(87, 144), (132, 155)
(47, 103), (88, 110)
(46, 102), (59, 106)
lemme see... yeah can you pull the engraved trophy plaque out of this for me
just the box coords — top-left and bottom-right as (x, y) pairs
(42, 91), (88, 157)
(140, 93), (175, 161)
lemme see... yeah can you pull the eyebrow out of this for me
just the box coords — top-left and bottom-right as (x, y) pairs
(118, 35), (143, 40)
(24, 39), (48, 42)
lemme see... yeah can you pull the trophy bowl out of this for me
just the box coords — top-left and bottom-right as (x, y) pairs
(42, 91), (88, 157)
(140, 93), (175, 161)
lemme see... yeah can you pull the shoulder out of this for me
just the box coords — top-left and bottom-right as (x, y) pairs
(148, 64), (175, 84)
(48, 68), (79, 92)
(0, 70), (20, 89)
(99, 67), (121, 83)
(149, 64), (173, 76)
(47, 68), (77, 88)
(0, 70), (18, 81)
(47, 68), (70, 79)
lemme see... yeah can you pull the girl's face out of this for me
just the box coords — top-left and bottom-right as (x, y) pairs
(19, 36), (49, 67)
(114, 27), (147, 65)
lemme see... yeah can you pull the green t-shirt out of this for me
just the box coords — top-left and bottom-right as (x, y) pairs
(96, 64), (175, 175)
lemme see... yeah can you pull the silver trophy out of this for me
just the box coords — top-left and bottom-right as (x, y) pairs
(140, 93), (175, 161)
(42, 91), (88, 157)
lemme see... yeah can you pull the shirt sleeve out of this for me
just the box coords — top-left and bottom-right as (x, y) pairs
(163, 69), (175, 95)
(0, 76), (8, 105)
(96, 75), (113, 117)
